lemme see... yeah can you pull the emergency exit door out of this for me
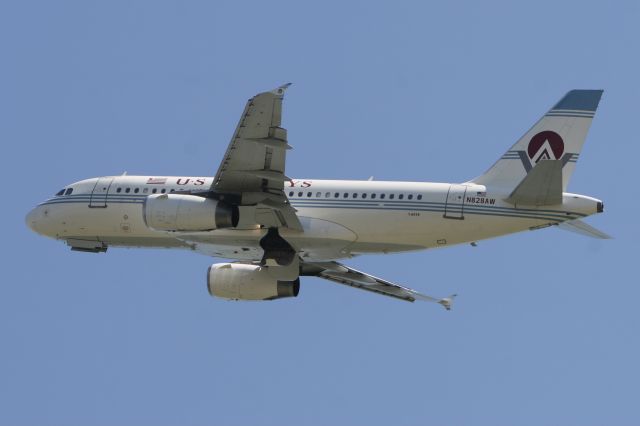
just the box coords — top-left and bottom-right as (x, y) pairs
(89, 177), (114, 208)
(443, 184), (467, 219)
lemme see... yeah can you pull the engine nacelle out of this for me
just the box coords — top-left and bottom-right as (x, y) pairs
(207, 263), (300, 301)
(143, 194), (238, 232)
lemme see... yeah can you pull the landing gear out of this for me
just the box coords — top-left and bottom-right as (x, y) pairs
(259, 228), (300, 281)
(259, 227), (296, 266)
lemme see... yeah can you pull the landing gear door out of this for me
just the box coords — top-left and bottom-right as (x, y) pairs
(89, 177), (114, 208)
(444, 184), (467, 219)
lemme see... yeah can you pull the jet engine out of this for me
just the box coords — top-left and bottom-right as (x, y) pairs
(207, 263), (300, 301)
(143, 194), (238, 232)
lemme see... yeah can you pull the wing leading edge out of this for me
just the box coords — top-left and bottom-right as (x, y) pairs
(302, 262), (456, 309)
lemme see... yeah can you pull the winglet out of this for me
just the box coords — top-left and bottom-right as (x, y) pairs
(438, 294), (457, 311)
(271, 83), (292, 96)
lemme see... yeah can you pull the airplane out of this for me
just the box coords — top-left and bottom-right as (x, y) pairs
(25, 85), (609, 310)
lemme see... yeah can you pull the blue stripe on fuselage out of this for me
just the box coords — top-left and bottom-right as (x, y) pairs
(39, 193), (584, 222)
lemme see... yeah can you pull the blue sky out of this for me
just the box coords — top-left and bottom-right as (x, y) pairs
(1, 1), (639, 425)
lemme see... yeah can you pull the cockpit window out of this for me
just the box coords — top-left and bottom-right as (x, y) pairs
(55, 189), (65, 196)
(64, 188), (73, 196)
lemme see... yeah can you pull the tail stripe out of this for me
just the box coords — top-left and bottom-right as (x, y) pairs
(546, 111), (595, 118)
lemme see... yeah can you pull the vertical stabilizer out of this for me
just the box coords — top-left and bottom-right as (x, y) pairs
(471, 90), (603, 192)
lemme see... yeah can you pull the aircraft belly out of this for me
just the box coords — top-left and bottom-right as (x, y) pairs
(180, 217), (357, 262)
(175, 228), (266, 260)
(283, 216), (357, 261)
(431, 213), (547, 247)
(299, 207), (437, 248)
(299, 205), (550, 253)
(87, 236), (190, 249)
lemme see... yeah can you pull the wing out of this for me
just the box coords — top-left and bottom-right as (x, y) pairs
(213, 84), (302, 231)
(302, 262), (456, 310)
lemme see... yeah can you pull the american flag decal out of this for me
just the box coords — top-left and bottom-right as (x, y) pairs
(147, 177), (167, 184)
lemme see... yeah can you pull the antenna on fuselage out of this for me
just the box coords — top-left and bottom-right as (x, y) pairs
(122, 171), (128, 176)
(367, 176), (374, 181)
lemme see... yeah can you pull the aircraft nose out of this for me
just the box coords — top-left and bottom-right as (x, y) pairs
(25, 206), (43, 234)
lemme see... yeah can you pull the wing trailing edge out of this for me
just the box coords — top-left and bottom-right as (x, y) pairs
(302, 261), (456, 309)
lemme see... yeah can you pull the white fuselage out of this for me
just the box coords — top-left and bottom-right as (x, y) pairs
(26, 175), (601, 262)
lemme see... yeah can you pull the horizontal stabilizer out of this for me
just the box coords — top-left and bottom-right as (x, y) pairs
(558, 219), (612, 239)
(505, 160), (562, 206)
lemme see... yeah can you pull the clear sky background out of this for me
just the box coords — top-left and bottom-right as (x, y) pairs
(1, 1), (638, 425)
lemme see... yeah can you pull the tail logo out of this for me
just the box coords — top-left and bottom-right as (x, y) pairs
(528, 131), (564, 163)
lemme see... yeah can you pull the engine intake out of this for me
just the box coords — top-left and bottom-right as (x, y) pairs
(207, 263), (300, 301)
(143, 194), (238, 232)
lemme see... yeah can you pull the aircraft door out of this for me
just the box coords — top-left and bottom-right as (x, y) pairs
(444, 184), (467, 219)
(89, 177), (114, 208)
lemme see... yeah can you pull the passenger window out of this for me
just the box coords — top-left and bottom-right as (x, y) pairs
(289, 191), (294, 196)
(371, 193), (376, 199)
(56, 189), (64, 196)
(307, 192), (312, 197)
(143, 188), (148, 193)
(334, 192), (340, 198)
(380, 194), (386, 199)
(116, 188), (122, 193)
(325, 192), (331, 198)
(161, 189), (166, 194)
(343, 193), (348, 198)
(152, 188), (157, 194)
(316, 192), (321, 197)
(134, 188), (139, 193)
(408, 194), (413, 200)
(298, 191), (303, 197)
(362, 193), (367, 199)
(417, 194), (422, 200)
(65, 188), (73, 195)
(399, 194), (404, 200)
(389, 194), (395, 200)
(170, 189), (175, 192)
(352, 193), (358, 198)
(125, 188), (131, 193)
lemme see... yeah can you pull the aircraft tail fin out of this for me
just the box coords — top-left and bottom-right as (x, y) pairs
(471, 90), (603, 193)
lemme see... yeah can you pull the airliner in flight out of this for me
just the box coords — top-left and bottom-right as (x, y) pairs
(26, 85), (608, 309)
